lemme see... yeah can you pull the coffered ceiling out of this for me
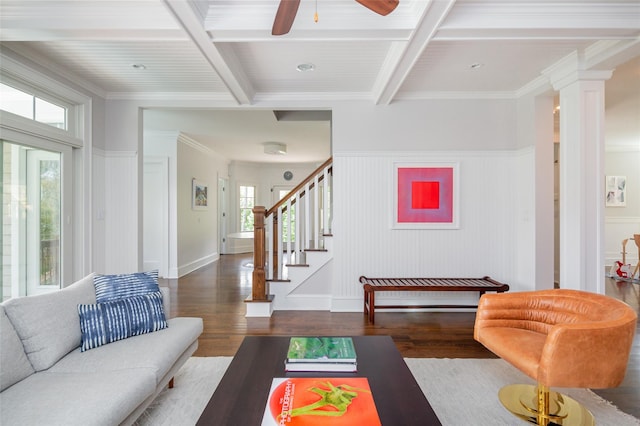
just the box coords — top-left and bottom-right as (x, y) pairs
(1, 0), (638, 162)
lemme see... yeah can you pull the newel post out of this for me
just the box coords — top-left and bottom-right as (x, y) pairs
(252, 206), (268, 301)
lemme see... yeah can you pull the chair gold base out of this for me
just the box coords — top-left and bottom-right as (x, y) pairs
(498, 384), (595, 426)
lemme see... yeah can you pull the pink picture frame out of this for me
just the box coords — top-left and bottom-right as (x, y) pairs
(392, 162), (459, 229)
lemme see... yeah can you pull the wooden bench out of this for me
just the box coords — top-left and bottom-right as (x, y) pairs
(360, 275), (509, 324)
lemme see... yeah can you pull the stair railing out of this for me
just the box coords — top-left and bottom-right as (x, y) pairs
(250, 157), (332, 302)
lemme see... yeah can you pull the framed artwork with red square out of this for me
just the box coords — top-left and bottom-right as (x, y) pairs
(392, 162), (459, 229)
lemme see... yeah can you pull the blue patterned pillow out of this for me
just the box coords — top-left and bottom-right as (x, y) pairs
(93, 270), (159, 303)
(78, 291), (167, 352)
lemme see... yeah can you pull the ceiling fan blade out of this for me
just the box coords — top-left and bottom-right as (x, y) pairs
(272, 0), (301, 36)
(356, 0), (399, 16)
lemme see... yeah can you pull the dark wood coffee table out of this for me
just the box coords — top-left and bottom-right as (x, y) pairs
(197, 335), (441, 425)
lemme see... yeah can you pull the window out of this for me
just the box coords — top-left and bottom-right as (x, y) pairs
(0, 83), (67, 130)
(2, 140), (70, 300)
(239, 185), (255, 232)
(1, 51), (89, 300)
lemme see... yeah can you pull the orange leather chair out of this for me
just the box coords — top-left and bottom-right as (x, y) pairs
(474, 289), (637, 425)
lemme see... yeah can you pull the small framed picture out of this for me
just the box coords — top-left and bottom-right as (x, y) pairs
(192, 179), (208, 210)
(605, 176), (626, 207)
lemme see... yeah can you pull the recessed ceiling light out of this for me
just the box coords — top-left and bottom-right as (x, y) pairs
(296, 63), (315, 72)
(470, 63), (484, 70)
(132, 64), (147, 70)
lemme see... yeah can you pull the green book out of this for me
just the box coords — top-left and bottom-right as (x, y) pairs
(286, 337), (357, 363)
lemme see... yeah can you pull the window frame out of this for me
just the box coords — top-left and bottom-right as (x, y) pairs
(1, 54), (84, 148)
(1, 81), (69, 130)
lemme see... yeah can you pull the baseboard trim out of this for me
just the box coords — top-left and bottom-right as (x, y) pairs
(178, 253), (219, 278)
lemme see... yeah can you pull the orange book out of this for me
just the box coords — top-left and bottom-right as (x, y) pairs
(262, 377), (381, 426)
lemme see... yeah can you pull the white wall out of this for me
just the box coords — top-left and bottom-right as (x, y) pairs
(102, 100), (141, 273)
(331, 152), (525, 311)
(604, 57), (640, 269)
(92, 149), (106, 273)
(515, 93), (555, 290)
(332, 99), (517, 152)
(90, 100), (107, 274)
(103, 151), (138, 273)
(144, 130), (179, 277)
(329, 100), (532, 311)
(176, 135), (228, 276)
(144, 131), (229, 277)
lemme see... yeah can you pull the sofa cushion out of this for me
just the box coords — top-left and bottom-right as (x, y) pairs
(2, 273), (96, 371)
(51, 317), (203, 386)
(0, 368), (156, 426)
(94, 270), (159, 303)
(78, 291), (167, 352)
(0, 305), (35, 391)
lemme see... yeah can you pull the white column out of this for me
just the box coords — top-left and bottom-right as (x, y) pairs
(551, 70), (612, 293)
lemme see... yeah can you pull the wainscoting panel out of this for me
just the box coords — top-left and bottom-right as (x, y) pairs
(92, 150), (106, 274)
(331, 152), (520, 311)
(103, 151), (138, 274)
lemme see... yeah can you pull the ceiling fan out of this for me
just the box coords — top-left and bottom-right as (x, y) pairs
(272, 0), (400, 36)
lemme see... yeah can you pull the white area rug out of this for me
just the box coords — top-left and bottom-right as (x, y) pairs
(404, 358), (640, 426)
(135, 357), (639, 426)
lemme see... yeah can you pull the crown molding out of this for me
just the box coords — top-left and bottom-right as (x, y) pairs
(395, 91), (516, 100)
(178, 132), (228, 162)
(106, 91), (236, 102)
(252, 91), (373, 104)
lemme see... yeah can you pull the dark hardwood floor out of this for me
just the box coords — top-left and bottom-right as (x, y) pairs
(161, 253), (640, 419)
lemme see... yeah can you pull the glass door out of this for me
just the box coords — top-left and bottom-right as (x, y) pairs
(27, 149), (61, 293)
(2, 140), (68, 299)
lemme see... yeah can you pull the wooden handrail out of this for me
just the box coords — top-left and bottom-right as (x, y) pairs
(266, 156), (332, 217)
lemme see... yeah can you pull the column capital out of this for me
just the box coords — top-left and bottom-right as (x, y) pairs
(542, 51), (614, 91)
(550, 69), (613, 91)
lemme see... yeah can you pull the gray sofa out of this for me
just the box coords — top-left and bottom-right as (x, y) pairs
(0, 273), (203, 426)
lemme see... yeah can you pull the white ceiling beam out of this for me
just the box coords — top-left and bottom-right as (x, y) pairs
(373, 0), (457, 105)
(439, 3), (640, 31)
(204, 1), (421, 32)
(197, 29), (412, 43)
(435, 3), (640, 41)
(162, 0), (254, 105)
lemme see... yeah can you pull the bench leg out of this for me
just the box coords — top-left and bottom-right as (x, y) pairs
(363, 290), (375, 324)
(369, 292), (375, 324)
(364, 290), (369, 317)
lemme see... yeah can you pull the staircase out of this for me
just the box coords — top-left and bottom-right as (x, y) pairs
(246, 158), (333, 317)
